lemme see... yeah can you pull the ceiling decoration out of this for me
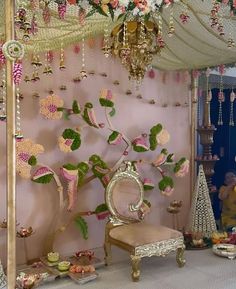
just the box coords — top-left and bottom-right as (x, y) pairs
(0, 0), (236, 71)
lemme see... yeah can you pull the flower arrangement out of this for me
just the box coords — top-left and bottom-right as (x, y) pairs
(60, 0), (179, 20)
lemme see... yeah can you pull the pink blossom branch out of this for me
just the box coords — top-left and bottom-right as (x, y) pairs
(105, 107), (132, 171)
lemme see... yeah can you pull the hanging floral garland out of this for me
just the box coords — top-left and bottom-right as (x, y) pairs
(56, 0), (179, 20)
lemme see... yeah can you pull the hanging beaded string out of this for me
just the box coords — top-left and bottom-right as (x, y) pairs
(217, 65), (225, 126)
(43, 35), (53, 75)
(0, 66), (6, 121)
(59, 27), (66, 71)
(168, 5), (175, 37)
(229, 88), (235, 126)
(13, 60), (23, 139)
(103, 21), (110, 58)
(157, 13), (165, 48)
(80, 33), (87, 79)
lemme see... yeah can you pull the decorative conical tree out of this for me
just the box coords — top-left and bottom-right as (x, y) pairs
(188, 165), (217, 237)
(0, 260), (6, 289)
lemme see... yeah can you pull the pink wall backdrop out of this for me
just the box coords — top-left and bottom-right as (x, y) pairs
(0, 40), (191, 266)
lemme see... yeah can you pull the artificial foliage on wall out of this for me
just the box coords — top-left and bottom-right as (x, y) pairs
(15, 86), (189, 252)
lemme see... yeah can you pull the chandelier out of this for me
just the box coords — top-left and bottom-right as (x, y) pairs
(103, 20), (160, 83)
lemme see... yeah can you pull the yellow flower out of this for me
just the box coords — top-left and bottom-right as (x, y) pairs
(58, 136), (73, 153)
(39, 94), (64, 120)
(156, 129), (170, 146)
(101, 4), (109, 13)
(16, 139), (44, 179)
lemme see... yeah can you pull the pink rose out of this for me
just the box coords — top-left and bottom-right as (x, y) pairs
(161, 186), (174, 196)
(152, 153), (167, 166)
(110, 0), (119, 8)
(156, 129), (170, 146)
(175, 159), (189, 177)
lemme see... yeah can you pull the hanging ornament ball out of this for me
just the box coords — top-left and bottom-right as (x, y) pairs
(2, 40), (24, 61)
(230, 91), (236, 102)
(148, 69), (155, 79)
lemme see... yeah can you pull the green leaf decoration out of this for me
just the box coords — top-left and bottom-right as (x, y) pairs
(117, 13), (125, 20)
(88, 0), (108, 17)
(109, 107), (116, 117)
(63, 163), (78, 170)
(57, 107), (64, 112)
(82, 103), (99, 128)
(143, 199), (151, 208)
(28, 156), (37, 166)
(95, 203), (108, 214)
(108, 4), (114, 20)
(166, 153), (174, 163)
(158, 176), (174, 191)
(149, 124), (163, 151)
(127, 1), (135, 10)
(85, 8), (97, 18)
(107, 131), (122, 145)
(144, 14), (150, 21)
(71, 135), (81, 151)
(74, 216), (88, 240)
(32, 173), (54, 184)
(62, 129), (81, 151)
(72, 100), (81, 114)
(77, 162), (90, 187)
(174, 157), (187, 173)
(63, 110), (70, 120)
(99, 98), (114, 108)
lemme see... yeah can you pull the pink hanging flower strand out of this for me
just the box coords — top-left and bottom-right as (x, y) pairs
(58, 2), (67, 19)
(13, 61), (23, 85)
(218, 64), (225, 75)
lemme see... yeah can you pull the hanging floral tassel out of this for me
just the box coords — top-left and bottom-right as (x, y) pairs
(229, 89), (235, 126)
(58, 2), (67, 19)
(13, 61), (23, 85)
(217, 64), (225, 126)
(217, 91), (224, 126)
(74, 44), (80, 54)
(78, 8), (86, 25)
(31, 13), (38, 35)
(0, 44), (6, 66)
(42, 2), (51, 24)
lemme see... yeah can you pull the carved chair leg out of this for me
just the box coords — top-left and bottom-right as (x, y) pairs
(104, 241), (112, 266)
(176, 247), (186, 268)
(131, 255), (141, 282)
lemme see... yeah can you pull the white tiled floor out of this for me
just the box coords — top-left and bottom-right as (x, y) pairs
(36, 247), (236, 289)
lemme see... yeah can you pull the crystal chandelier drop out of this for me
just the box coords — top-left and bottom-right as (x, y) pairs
(103, 20), (160, 84)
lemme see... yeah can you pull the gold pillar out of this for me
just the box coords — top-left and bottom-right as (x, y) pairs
(190, 73), (198, 203)
(5, 1), (16, 288)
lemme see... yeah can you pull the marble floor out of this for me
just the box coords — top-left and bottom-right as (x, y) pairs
(36, 247), (236, 289)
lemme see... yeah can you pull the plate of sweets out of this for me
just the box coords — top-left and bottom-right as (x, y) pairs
(212, 243), (236, 259)
(68, 264), (98, 285)
(66, 250), (104, 269)
(47, 261), (71, 277)
(40, 252), (61, 267)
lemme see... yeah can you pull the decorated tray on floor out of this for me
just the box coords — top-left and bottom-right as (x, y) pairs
(66, 250), (104, 269)
(16, 262), (56, 288)
(69, 271), (98, 285)
(47, 261), (71, 278)
(212, 243), (236, 259)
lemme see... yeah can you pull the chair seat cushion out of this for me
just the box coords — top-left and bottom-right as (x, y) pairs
(109, 222), (183, 247)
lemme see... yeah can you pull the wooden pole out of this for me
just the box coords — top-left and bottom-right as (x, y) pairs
(5, 1), (16, 288)
(190, 73), (198, 204)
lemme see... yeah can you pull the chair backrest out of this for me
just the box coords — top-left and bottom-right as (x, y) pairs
(105, 161), (144, 224)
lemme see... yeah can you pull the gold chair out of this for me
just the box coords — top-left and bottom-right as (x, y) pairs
(104, 161), (186, 281)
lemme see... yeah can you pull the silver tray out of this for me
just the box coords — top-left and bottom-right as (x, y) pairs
(66, 255), (104, 269)
(212, 243), (236, 259)
(69, 272), (98, 285)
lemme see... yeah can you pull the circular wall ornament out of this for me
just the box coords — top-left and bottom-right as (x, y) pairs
(2, 40), (24, 61)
